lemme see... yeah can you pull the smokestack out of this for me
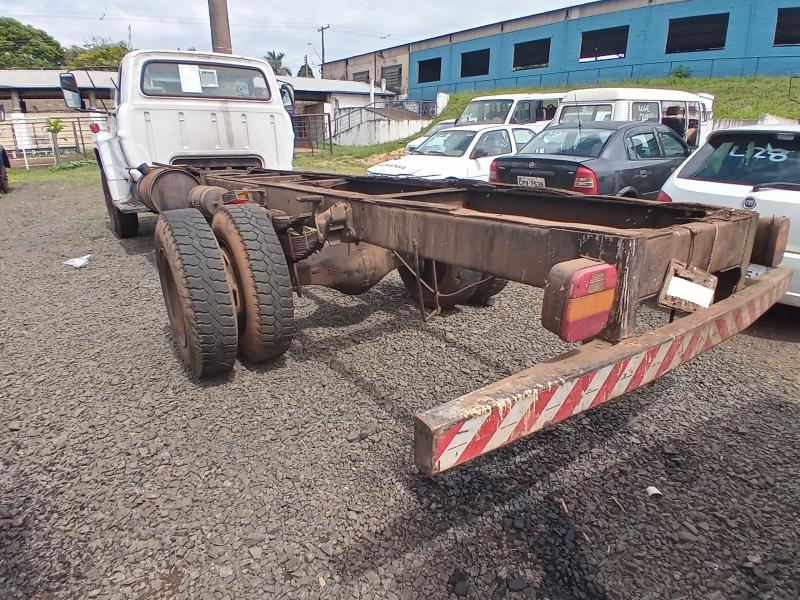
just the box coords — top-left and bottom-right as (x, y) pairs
(208, 0), (233, 54)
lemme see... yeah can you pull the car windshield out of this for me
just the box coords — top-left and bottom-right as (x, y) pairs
(415, 130), (477, 157)
(520, 128), (614, 158)
(559, 104), (614, 124)
(424, 121), (454, 137)
(456, 100), (514, 125)
(678, 132), (800, 185)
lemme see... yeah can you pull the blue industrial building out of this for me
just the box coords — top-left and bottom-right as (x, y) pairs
(323, 0), (800, 100)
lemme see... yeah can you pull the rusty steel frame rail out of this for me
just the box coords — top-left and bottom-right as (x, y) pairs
(414, 267), (791, 476)
(203, 170), (759, 342)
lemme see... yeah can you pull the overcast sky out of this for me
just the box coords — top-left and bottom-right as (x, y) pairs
(2, 0), (577, 75)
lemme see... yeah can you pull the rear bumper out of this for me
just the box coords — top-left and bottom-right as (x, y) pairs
(414, 267), (791, 476)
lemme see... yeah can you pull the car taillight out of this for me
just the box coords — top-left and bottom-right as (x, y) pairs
(655, 190), (673, 203)
(489, 160), (498, 183)
(89, 122), (101, 134)
(572, 166), (598, 195)
(542, 258), (618, 342)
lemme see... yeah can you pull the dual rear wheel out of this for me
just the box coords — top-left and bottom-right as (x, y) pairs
(154, 205), (295, 377)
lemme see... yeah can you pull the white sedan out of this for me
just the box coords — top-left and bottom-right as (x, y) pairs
(405, 119), (456, 152)
(659, 125), (800, 306)
(368, 124), (537, 182)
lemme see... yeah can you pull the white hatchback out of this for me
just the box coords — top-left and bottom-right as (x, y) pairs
(659, 125), (800, 306)
(367, 125), (536, 182)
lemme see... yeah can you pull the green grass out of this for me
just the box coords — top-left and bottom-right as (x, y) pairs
(8, 162), (100, 186)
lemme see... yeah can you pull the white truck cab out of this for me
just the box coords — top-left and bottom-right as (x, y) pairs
(60, 49), (295, 235)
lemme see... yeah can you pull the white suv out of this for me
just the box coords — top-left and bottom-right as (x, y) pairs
(660, 125), (800, 306)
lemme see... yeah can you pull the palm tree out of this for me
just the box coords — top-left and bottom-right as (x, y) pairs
(264, 50), (291, 76)
(45, 118), (65, 164)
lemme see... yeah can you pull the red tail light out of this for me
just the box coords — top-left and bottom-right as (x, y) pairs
(488, 160), (498, 183)
(572, 166), (598, 195)
(655, 190), (673, 203)
(89, 122), (101, 134)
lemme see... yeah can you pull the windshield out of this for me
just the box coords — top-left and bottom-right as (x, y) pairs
(142, 61), (271, 100)
(456, 100), (514, 125)
(559, 104), (614, 124)
(425, 121), (454, 137)
(520, 128), (614, 158)
(678, 132), (800, 185)
(415, 130), (477, 156)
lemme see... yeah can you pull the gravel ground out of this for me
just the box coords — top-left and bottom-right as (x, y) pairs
(1, 176), (799, 600)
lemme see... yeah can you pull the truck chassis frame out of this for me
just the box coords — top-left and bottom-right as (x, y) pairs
(144, 168), (790, 475)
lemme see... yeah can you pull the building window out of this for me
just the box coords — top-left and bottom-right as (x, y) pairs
(417, 58), (441, 83)
(352, 71), (370, 84)
(512, 38), (551, 71)
(381, 64), (402, 93)
(461, 49), (490, 78)
(666, 13), (729, 54)
(579, 26), (629, 62)
(775, 8), (800, 46)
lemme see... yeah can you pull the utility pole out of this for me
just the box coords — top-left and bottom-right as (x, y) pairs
(317, 25), (330, 77)
(208, 0), (233, 54)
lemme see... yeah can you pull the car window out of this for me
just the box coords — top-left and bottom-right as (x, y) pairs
(509, 101), (531, 124)
(473, 130), (513, 157)
(632, 101), (660, 122)
(661, 101), (687, 138)
(559, 104), (614, 124)
(658, 131), (687, 158)
(512, 128), (535, 147)
(521, 128), (614, 157)
(415, 130), (477, 157)
(627, 132), (661, 159)
(142, 61), (270, 100)
(678, 132), (800, 185)
(456, 99), (514, 125)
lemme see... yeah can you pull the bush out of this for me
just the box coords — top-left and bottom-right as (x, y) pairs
(48, 159), (95, 171)
(670, 65), (691, 79)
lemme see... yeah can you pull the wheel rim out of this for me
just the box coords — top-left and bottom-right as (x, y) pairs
(157, 248), (188, 351)
(219, 243), (243, 319)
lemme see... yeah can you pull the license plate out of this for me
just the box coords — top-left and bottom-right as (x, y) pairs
(517, 176), (546, 188)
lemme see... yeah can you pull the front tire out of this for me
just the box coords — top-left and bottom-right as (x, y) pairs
(211, 204), (295, 364)
(0, 162), (10, 194)
(100, 168), (138, 238)
(155, 208), (238, 377)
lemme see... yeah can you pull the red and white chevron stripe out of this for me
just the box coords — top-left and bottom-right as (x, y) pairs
(415, 268), (790, 475)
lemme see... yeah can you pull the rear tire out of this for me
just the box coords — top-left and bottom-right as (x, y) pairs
(101, 167), (138, 238)
(469, 276), (509, 305)
(155, 208), (238, 377)
(0, 162), (9, 194)
(212, 204), (295, 363)
(398, 258), (482, 309)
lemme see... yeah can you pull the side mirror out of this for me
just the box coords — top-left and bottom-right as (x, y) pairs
(279, 82), (295, 115)
(471, 148), (489, 159)
(59, 73), (85, 110)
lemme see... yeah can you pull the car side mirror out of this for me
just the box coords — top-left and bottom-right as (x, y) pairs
(279, 82), (295, 114)
(471, 148), (488, 159)
(60, 73), (85, 110)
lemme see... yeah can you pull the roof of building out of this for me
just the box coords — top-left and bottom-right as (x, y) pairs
(0, 69), (116, 91)
(0, 68), (392, 97)
(277, 75), (393, 96)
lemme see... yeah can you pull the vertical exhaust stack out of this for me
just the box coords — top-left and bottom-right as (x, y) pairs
(208, 0), (233, 54)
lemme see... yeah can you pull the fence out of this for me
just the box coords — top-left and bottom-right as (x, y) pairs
(292, 113), (333, 153)
(0, 114), (105, 166)
(331, 100), (438, 137)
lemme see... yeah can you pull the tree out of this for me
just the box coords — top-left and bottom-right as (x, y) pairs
(66, 37), (129, 69)
(44, 118), (65, 164)
(264, 50), (291, 76)
(0, 18), (65, 68)
(297, 56), (314, 78)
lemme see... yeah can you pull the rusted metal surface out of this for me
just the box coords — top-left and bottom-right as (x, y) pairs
(202, 170), (759, 341)
(414, 267), (791, 476)
(137, 167), (200, 212)
(294, 243), (396, 295)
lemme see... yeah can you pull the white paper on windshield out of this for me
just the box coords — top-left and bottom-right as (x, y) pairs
(178, 64), (203, 93)
(666, 276), (714, 309)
